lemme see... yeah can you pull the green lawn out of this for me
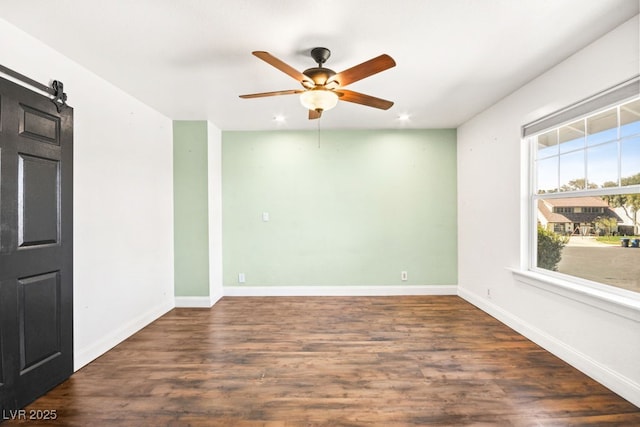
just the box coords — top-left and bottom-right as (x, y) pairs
(596, 235), (640, 245)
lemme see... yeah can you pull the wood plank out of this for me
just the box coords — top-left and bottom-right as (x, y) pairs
(5, 296), (639, 426)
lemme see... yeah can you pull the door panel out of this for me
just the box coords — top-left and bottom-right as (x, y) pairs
(19, 104), (60, 146)
(0, 75), (73, 411)
(18, 272), (61, 374)
(18, 154), (59, 247)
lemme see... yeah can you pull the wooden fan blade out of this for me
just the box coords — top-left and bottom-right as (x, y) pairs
(332, 54), (396, 87)
(308, 109), (322, 120)
(253, 51), (310, 83)
(338, 90), (394, 110)
(239, 89), (302, 99)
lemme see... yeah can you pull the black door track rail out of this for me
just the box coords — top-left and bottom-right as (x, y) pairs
(0, 63), (68, 112)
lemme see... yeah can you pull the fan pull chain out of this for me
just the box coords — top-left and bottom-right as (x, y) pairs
(317, 116), (321, 148)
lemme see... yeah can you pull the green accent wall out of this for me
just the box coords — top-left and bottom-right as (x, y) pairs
(173, 121), (210, 296)
(222, 129), (457, 287)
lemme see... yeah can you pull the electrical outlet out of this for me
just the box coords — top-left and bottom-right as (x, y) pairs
(238, 273), (246, 283)
(401, 271), (408, 281)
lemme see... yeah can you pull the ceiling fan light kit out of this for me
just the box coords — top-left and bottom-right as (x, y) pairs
(240, 47), (396, 120)
(300, 88), (339, 112)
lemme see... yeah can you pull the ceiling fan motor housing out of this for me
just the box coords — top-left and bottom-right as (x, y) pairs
(303, 67), (337, 87)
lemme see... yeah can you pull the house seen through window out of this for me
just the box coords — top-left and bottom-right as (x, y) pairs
(529, 94), (640, 295)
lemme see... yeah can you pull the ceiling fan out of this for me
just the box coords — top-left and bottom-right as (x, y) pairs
(239, 47), (396, 119)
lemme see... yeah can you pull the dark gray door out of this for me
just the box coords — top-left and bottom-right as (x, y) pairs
(0, 75), (73, 411)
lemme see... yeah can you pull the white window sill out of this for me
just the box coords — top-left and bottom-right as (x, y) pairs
(509, 268), (640, 323)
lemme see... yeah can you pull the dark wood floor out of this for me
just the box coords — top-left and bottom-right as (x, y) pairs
(6, 296), (640, 426)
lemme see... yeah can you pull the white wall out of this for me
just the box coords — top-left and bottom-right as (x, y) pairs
(458, 15), (640, 406)
(0, 19), (175, 370)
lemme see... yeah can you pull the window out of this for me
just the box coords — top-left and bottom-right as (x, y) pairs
(581, 207), (604, 213)
(524, 76), (640, 296)
(553, 207), (574, 213)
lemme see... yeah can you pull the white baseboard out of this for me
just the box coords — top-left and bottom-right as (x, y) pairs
(224, 285), (458, 297)
(74, 299), (174, 371)
(174, 296), (218, 308)
(457, 286), (640, 408)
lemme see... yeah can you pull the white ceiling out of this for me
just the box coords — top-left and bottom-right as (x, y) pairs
(1, 0), (638, 130)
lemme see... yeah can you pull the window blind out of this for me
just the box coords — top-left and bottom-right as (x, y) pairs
(522, 74), (639, 138)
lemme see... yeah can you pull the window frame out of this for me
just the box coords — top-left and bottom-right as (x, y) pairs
(519, 75), (640, 319)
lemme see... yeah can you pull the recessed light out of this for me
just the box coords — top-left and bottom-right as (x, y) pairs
(397, 113), (411, 122)
(273, 114), (286, 123)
